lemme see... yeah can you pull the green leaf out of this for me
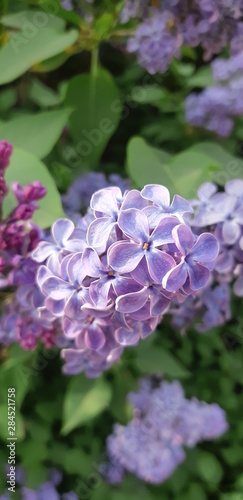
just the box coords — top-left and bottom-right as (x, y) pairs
(127, 136), (172, 187)
(64, 68), (122, 169)
(127, 137), (222, 198)
(3, 148), (65, 228)
(2, 11), (66, 30)
(130, 87), (166, 104)
(135, 338), (190, 378)
(167, 148), (221, 198)
(0, 108), (72, 158)
(186, 67), (214, 88)
(29, 78), (63, 108)
(0, 24), (78, 85)
(197, 452), (223, 484)
(0, 88), (17, 113)
(62, 375), (112, 435)
(190, 142), (243, 184)
(94, 13), (114, 41)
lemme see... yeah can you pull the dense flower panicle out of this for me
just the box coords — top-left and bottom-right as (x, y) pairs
(122, 0), (243, 74)
(32, 183), (219, 377)
(0, 141), (63, 350)
(104, 379), (228, 484)
(1, 467), (78, 500)
(62, 171), (130, 222)
(185, 52), (243, 136)
(169, 179), (243, 332)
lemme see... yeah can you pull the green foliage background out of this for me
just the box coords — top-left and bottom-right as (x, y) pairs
(0, 1), (243, 498)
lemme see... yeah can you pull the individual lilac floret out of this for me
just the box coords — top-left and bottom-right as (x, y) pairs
(162, 225), (219, 292)
(105, 379), (228, 484)
(62, 172), (130, 222)
(33, 183), (219, 376)
(169, 179), (243, 334)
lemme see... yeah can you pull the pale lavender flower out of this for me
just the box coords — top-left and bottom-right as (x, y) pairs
(105, 379), (228, 484)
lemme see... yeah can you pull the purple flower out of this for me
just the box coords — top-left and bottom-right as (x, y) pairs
(0, 140), (13, 171)
(108, 209), (177, 282)
(141, 184), (193, 227)
(32, 218), (85, 263)
(105, 379), (228, 485)
(163, 225), (219, 292)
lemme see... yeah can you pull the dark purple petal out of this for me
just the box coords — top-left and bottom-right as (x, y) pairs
(143, 205), (164, 228)
(45, 297), (66, 316)
(162, 262), (188, 292)
(112, 277), (141, 296)
(87, 217), (115, 248)
(122, 189), (148, 210)
(90, 188), (119, 216)
(37, 265), (53, 287)
(172, 224), (194, 256)
(67, 252), (85, 284)
(32, 241), (56, 262)
(84, 325), (106, 350)
(188, 262), (210, 291)
(82, 247), (103, 278)
(222, 220), (240, 244)
(89, 278), (112, 307)
(141, 184), (170, 208)
(63, 317), (83, 338)
(233, 205), (243, 224)
(115, 327), (140, 346)
(131, 257), (151, 286)
(118, 208), (149, 242)
(52, 218), (75, 246)
(81, 302), (114, 317)
(150, 293), (171, 316)
(170, 195), (193, 214)
(108, 241), (143, 273)
(151, 217), (180, 247)
(42, 276), (73, 300)
(116, 287), (149, 313)
(146, 248), (175, 283)
(190, 233), (219, 262)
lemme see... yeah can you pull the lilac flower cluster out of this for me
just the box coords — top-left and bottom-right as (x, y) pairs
(62, 171), (130, 222)
(33, 183), (218, 376)
(0, 467), (78, 500)
(122, 0), (243, 74)
(104, 379), (228, 484)
(0, 141), (63, 350)
(170, 179), (243, 333)
(185, 52), (243, 136)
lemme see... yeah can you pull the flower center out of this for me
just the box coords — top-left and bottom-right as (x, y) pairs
(108, 271), (114, 277)
(88, 316), (94, 324)
(166, 18), (175, 31)
(143, 242), (149, 250)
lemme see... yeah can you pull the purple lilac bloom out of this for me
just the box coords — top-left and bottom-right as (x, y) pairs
(123, 0), (243, 75)
(1, 467), (78, 499)
(62, 172), (130, 222)
(169, 179), (243, 333)
(60, 0), (73, 10)
(33, 183), (218, 376)
(0, 141), (65, 351)
(186, 51), (243, 137)
(105, 379), (228, 484)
